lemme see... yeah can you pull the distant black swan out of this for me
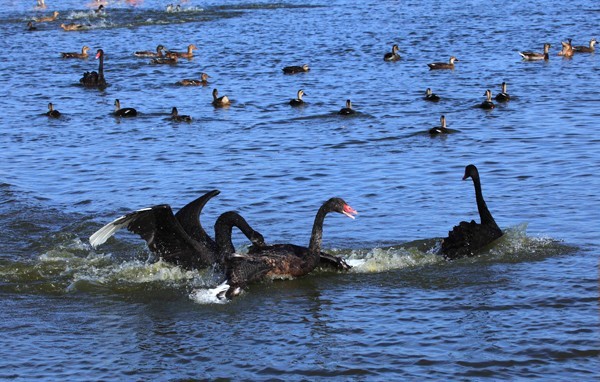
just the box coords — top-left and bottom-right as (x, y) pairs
(80, 49), (107, 89)
(441, 165), (503, 259)
(219, 197), (357, 299)
(89, 190), (264, 269)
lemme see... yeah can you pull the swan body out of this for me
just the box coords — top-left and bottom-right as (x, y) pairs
(424, 88), (440, 102)
(339, 99), (355, 115)
(171, 107), (192, 122)
(384, 44), (401, 61)
(220, 197), (357, 299)
(573, 38), (596, 53)
(45, 102), (61, 118)
(212, 88), (230, 107)
(178, 72), (209, 86)
(282, 64), (309, 74)
(428, 115), (448, 135)
(480, 89), (495, 109)
(62, 46), (89, 59)
(428, 56), (458, 70)
(114, 99), (137, 117)
(441, 165), (503, 260)
(289, 89), (306, 107)
(80, 49), (107, 89)
(519, 43), (551, 61)
(495, 82), (510, 102)
(134, 45), (164, 58)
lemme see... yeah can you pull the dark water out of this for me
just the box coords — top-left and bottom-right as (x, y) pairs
(1, 0), (599, 380)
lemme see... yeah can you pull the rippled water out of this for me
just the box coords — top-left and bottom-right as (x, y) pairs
(1, 0), (599, 380)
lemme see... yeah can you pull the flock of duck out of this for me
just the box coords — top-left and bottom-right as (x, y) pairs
(29, 4), (596, 300)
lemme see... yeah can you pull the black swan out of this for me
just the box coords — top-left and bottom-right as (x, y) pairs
(339, 99), (355, 115)
(427, 56), (458, 70)
(62, 45), (89, 59)
(171, 107), (192, 122)
(45, 102), (61, 118)
(289, 89), (306, 107)
(80, 49), (107, 89)
(219, 197), (357, 299)
(384, 44), (401, 61)
(424, 88), (440, 102)
(282, 64), (309, 74)
(212, 88), (230, 107)
(89, 191), (264, 269)
(495, 82), (510, 102)
(480, 89), (495, 109)
(114, 99), (138, 117)
(441, 165), (503, 260)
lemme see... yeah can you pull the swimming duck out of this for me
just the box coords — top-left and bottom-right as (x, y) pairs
(114, 99), (138, 117)
(289, 90), (306, 107)
(383, 44), (401, 61)
(427, 56), (459, 70)
(94, 4), (105, 15)
(61, 46), (90, 59)
(151, 52), (178, 65)
(424, 88), (440, 102)
(45, 102), (61, 118)
(428, 115), (448, 135)
(34, 11), (59, 22)
(27, 21), (37, 31)
(61, 23), (85, 31)
(134, 45), (165, 58)
(167, 44), (197, 59)
(178, 72), (210, 86)
(573, 38), (596, 53)
(440, 165), (503, 260)
(282, 64), (309, 74)
(171, 107), (192, 122)
(558, 40), (574, 57)
(495, 82), (510, 102)
(519, 43), (551, 61)
(212, 88), (230, 107)
(480, 89), (495, 109)
(338, 99), (355, 115)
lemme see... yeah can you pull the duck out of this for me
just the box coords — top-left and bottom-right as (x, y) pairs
(383, 44), (401, 61)
(282, 64), (310, 74)
(45, 102), (61, 118)
(171, 107), (192, 122)
(427, 56), (458, 70)
(428, 115), (449, 135)
(134, 45), (165, 58)
(34, 11), (59, 22)
(519, 43), (551, 61)
(89, 190), (266, 270)
(495, 82), (510, 102)
(177, 72), (209, 86)
(573, 38), (596, 53)
(167, 44), (197, 59)
(61, 46), (90, 59)
(114, 99), (138, 117)
(338, 99), (355, 115)
(151, 52), (178, 65)
(27, 21), (37, 31)
(289, 89), (306, 107)
(94, 4), (105, 15)
(218, 197), (357, 299)
(212, 88), (231, 107)
(60, 23), (85, 31)
(80, 49), (107, 89)
(558, 40), (574, 57)
(440, 165), (503, 260)
(480, 89), (495, 109)
(424, 88), (440, 102)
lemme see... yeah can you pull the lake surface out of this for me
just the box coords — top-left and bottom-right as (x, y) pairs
(1, 0), (599, 380)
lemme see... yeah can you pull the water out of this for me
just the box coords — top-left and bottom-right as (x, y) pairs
(1, 0), (599, 380)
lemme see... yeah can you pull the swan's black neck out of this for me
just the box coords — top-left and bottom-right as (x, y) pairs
(214, 211), (262, 261)
(308, 202), (331, 256)
(98, 52), (104, 76)
(472, 174), (500, 230)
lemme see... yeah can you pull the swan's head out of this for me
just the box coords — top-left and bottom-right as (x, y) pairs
(326, 197), (358, 219)
(95, 49), (104, 59)
(250, 231), (266, 247)
(463, 164), (480, 181)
